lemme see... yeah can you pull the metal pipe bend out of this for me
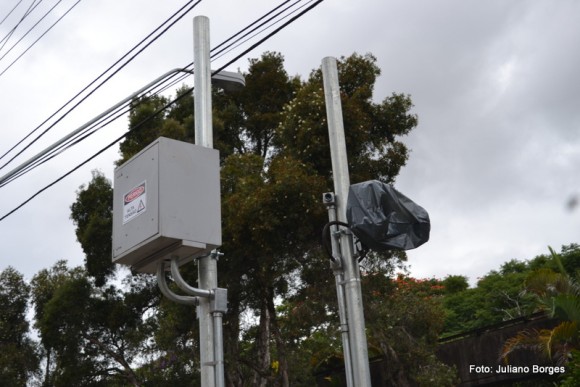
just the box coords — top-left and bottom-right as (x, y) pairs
(157, 260), (199, 305)
(170, 256), (213, 298)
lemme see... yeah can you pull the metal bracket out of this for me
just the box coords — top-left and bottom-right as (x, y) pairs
(210, 287), (228, 313)
(210, 250), (225, 261)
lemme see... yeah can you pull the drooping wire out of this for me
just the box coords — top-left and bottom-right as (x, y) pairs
(59, 0), (320, 165)
(0, 0), (325, 221)
(0, 0), (202, 170)
(211, 0), (324, 78)
(0, 101), (132, 188)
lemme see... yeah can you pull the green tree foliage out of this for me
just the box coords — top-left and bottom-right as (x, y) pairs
(442, 260), (542, 335)
(31, 260), (161, 386)
(30, 260), (81, 386)
(275, 53), (416, 185)
(118, 94), (172, 164)
(70, 170), (114, 286)
(500, 246), (580, 383)
(363, 275), (458, 386)
(442, 244), (580, 337)
(26, 51), (421, 386)
(0, 267), (39, 386)
(441, 274), (469, 294)
(116, 51), (419, 386)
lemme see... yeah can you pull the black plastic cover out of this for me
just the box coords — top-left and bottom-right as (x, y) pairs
(346, 180), (430, 251)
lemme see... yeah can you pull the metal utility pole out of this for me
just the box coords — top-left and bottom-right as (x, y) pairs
(322, 56), (372, 386)
(194, 16), (219, 387)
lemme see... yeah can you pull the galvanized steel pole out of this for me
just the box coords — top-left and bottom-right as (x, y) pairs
(194, 16), (213, 149)
(324, 202), (354, 387)
(194, 15), (217, 387)
(322, 56), (372, 387)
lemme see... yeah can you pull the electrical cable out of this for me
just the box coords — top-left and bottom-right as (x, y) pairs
(0, 0), (26, 28)
(209, 0), (295, 60)
(0, 88), (192, 222)
(1, 0), (319, 187)
(0, 0), (202, 168)
(0, 0), (65, 64)
(153, 0), (301, 96)
(4, 0), (323, 184)
(0, 0), (78, 76)
(322, 221), (368, 262)
(0, 0), (307, 177)
(210, 0), (324, 77)
(0, 66), (200, 188)
(0, 0), (325, 221)
(122, 0), (324, 133)
(0, 102), (131, 188)
(210, 0), (308, 62)
(0, 67), (193, 188)
(0, 0), (44, 53)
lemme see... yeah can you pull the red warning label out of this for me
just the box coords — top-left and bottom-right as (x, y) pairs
(123, 181), (146, 224)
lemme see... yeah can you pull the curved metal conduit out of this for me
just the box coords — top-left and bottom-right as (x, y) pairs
(156, 255), (227, 387)
(156, 259), (199, 305)
(170, 257), (212, 298)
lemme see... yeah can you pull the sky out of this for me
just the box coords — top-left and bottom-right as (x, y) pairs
(0, 0), (578, 286)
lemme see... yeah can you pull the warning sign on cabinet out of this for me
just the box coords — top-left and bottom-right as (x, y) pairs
(123, 181), (147, 224)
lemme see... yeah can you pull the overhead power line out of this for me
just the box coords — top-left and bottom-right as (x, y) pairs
(0, 0), (26, 28)
(0, 0), (66, 64)
(0, 1), (81, 80)
(0, 0), (308, 180)
(0, 0), (44, 51)
(0, 90), (191, 222)
(0, 0), (202, 170)
(0, 0), (322, 189)
(0, 0), (325, 222)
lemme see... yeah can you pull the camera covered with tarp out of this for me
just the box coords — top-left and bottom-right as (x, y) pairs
(346, 180), (430, 251)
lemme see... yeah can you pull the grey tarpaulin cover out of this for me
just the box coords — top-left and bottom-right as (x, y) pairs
(346, 180), (430, 251)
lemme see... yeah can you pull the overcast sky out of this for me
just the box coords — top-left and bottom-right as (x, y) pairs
(0, 0), (578, 286)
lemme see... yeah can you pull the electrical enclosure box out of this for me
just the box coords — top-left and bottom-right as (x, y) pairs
(112, 137), (221, 273)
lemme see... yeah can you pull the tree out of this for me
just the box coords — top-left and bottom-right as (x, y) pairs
(441, 245), (580, 337)
(0, 267), (39, 386)
(31, 259), (161, 386)
(63, 51), (420, 386)
(442, 259), (539, 335)
(501, 247), (580, 369)
(275, 53), (416, 185)
(70, 170), (114, 286)
(363, 274), (457, 386)
(441, 275), (469, 294)
(217, 52), (418, 385)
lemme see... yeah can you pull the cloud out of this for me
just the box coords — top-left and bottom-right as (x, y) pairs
(1, 0), (579, 286)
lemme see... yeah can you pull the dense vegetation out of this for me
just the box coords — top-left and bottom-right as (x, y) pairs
(1, 52), (578, 386)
